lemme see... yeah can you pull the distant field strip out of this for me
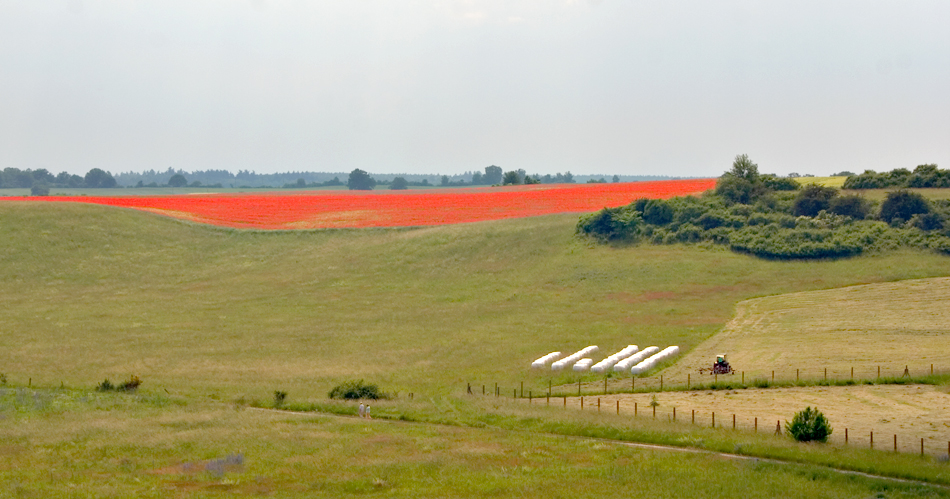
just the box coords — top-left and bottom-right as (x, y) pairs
(664, 277), (950, 382)
(0, 179), (715, 229)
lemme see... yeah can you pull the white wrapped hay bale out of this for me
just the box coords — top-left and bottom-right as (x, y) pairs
(572, 358), (593, 372)
(630, 346), (680, 375)
(531, 351), (562, 369)
(591, 345), (639, 373)
(613, 346), (659, 372)
(551, 346), (598, 371)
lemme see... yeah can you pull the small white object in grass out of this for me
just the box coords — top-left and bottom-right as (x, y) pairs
(573, 358), (594, 372)
(532, 351), (562, 369)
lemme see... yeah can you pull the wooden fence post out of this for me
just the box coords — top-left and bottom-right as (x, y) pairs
(482, 385), (485, 395)
(851, 367), (853, 380)
(597, 398), (600, 412)
(673, 407), (676, 422)
(529, 391), (532, 403)
(754, 417), (757, 432)
(922, 438), (924, 456)
(547, 395), (550, 405)
(878, 366), (880, 379)
(653, 405), (656, 418)
(733, 414), (736, 430)
(692, 409), (695, 424)
(845, 428), (848, 444)
(635, 402), (638, 416)
(495, 383), (498, 397)
(771, 370), (774, 383)
(712, 412), (715, 428)
(563, 396), (566, 407)
(581, 397), (584, 409)
(660, 375), (663, 391)
(513, 389), (516, 398)
(796, 369), (799, 382)
(616, 400), (619, 415)
(742, 371), (744, 384)
(870, 431), (874, 449)
(824, 368), (827, 380)
(521, 381), (523, 398)
(549, 380), (552, 396)
(578, 380), (581, 396)
(894, 434), (897, 452)
(687, 373), (690, 389)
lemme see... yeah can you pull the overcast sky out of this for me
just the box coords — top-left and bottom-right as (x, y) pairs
(1, 1), (948, 177)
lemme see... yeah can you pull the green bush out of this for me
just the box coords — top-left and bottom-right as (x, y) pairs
(786, 406), (832, 442)
(96, 379), (115, 392)
(328, 380), (384, 400)
(273, 390), (288, 408)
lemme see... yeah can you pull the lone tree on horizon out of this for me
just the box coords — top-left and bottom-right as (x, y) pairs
(347, 169), (377, 190)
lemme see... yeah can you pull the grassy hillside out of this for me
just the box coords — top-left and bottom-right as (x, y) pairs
(3, 202), (950, 401)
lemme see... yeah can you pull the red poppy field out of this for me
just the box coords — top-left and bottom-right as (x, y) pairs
(4, 179), (715, 229)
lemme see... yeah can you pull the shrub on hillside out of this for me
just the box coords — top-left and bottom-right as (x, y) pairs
(328, 380), (384, 400)
(880, 190), (931, 226)
(786, 406), (832, 442)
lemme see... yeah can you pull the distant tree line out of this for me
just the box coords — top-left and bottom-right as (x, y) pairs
(0, 167), (118, 195)
(577, 154), (950, 260)
(843, 164), (950, 189)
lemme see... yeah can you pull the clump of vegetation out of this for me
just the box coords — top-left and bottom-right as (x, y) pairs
(577, 154), (950, 259)
(786, 406), (833, 442)
(273, 390), (287, 408)
(328, 380), (385, 400)
(96, 375), (142, 392)
(843, 164), (950, 189)
(0, 373), (7, 385)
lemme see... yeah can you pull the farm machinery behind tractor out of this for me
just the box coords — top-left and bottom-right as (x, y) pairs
(699, 354), (735, 375)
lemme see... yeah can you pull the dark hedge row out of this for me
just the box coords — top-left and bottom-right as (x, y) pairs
(577, 156), (950, 260)
(843, 164), (950, 189)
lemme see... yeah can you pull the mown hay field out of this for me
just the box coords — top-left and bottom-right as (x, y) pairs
(663, 277), (950, 383)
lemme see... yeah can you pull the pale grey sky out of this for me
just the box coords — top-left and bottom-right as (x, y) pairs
(1, 1), (948, 177)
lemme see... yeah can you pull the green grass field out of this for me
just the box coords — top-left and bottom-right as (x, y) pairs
(5, 201), (950, 496)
